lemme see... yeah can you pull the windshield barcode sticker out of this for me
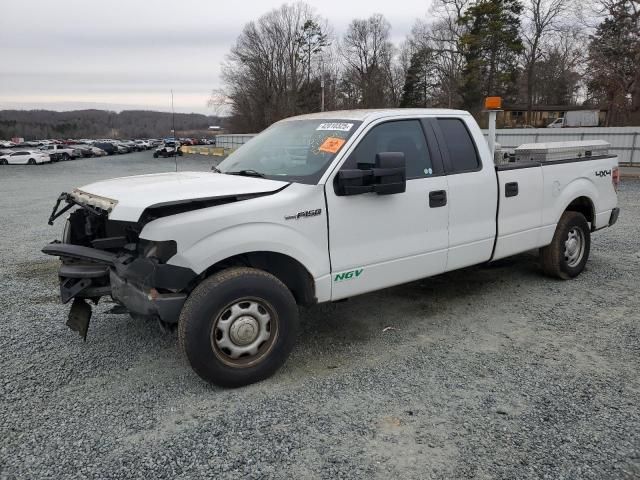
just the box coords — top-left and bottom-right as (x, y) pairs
(316, 123), (354, 132)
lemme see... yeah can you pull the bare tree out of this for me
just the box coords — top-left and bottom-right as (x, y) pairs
(207, 89), (233, 117)
(586, 0), (640, 125)
(405, 0), (472, 108)
(530, 25), (585, 106)
(222, 3), (328, 132)
(521, 0), (571, 123)
(340, 14), (397, 107)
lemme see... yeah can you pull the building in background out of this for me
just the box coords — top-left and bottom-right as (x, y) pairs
(498, 106), (608, 128)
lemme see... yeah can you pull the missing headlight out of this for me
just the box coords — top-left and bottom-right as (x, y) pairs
(139, 240), (178, 263)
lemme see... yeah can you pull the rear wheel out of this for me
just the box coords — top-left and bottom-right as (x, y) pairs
(62, 153), (69, 161)
(28, 158), (36, 165)
(540, 211), (591, 279)
(0, 159), (7, 165)
(178, 267), (299, 387)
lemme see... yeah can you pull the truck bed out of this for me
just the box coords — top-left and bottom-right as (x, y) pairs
(493, 153), (619, 260)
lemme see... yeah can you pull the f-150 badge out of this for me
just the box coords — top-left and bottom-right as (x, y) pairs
(285, 209), (322, 221)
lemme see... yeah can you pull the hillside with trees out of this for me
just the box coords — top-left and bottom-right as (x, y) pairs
(0, 110), (225, 140)
(218, 0), (639, 131)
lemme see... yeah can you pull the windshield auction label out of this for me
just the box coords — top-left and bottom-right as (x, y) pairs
(316, 122), (354, 132)
(319, 137), (346, 154)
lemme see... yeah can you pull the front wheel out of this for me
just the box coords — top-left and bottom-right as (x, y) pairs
(0, 159), (8, 165)
(178, 267), (299, 387)
(540, 211), (591, 279)
(28, 158), (36, 165)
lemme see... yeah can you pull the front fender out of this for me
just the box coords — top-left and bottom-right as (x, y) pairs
(159, 222), (330, 279)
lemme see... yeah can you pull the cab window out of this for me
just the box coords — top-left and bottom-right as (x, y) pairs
(342, 120), (435, 179)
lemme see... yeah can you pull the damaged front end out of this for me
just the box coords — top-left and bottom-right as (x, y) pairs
(43, 191), (196, 339)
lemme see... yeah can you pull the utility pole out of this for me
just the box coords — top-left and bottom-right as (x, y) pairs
(320, 59), (325, 112)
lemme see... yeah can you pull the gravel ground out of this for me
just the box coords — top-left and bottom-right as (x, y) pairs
(1, 152), (639, 479)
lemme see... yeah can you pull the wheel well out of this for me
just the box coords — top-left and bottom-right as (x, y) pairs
(202, 252), (316, 306)
(566, 196), (595, 229)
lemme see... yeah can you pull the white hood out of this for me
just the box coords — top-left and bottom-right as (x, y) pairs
(73, 171), (288, 221)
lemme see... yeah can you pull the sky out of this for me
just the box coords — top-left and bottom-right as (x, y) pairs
(0, 0), (432, 115)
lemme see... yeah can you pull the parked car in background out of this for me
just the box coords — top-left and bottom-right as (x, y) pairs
(40, 144), (80, 161)
(135, 140), (152, 150)
(119, 140), (141, 152)
(0, 140), (16, 148)
(93, 142), (117, 155)
(0, 150), (50, 165)
(153, 141), (182, 158)
(70, 145), (94, 158)
(18, 141), (42, 148)
(89, 146), (108, 157)
(114, 143), (129, 154)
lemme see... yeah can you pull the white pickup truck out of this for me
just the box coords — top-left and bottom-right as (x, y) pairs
(40, 144), (80, 161)
(43, 109), (620, 387)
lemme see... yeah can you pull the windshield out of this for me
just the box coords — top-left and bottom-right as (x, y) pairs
(216, 119), (362, 184)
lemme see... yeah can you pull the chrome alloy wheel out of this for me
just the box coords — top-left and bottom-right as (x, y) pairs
(564, 227), (585, 268)
(211, 298), (277, 367)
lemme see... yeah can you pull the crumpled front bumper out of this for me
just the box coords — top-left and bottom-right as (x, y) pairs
(42, 242), (196, 324)
(109, 270), (186, 324)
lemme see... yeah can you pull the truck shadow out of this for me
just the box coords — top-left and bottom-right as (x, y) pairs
(297, 251), (541, 352)
(32, 251), (542, 389)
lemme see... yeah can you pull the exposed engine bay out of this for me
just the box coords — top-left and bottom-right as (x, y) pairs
(43, 192), (197, 339)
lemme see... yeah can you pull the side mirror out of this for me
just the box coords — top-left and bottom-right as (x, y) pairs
(372, 152), (406, 195)
(334, 152), (406, 196)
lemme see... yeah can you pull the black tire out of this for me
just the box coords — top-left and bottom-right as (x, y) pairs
(179, 267), (299, 388)
(62, 153), (69, 161)
(28, 158), (36, 165)
(0, 159), (7, 165)
(153, 152), (159, 158)
(540, 211), (591, 279)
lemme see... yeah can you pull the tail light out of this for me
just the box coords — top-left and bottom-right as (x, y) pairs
(612, 167), (620, 191)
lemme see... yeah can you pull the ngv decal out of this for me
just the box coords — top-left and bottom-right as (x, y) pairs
(595, 170), (611, 178)
(334, 269), (364, 282)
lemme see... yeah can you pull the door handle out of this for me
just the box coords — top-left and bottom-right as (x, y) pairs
(429, 190), (447, 208)
(505, 182), (519, 197)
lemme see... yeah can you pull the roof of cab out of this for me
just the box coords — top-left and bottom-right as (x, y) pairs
(281, 108), (470, 123)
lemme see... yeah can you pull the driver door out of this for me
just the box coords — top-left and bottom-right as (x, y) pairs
(325, 118), (449, 300)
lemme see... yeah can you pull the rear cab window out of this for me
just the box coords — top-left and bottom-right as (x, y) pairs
(435, 118), (481, 174)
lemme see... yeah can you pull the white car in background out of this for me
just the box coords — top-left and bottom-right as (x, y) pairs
(0, 149), (50, 165)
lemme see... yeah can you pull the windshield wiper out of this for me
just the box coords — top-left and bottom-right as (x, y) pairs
(226, 169), (266, 178)
(211, 166), (222, 173)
